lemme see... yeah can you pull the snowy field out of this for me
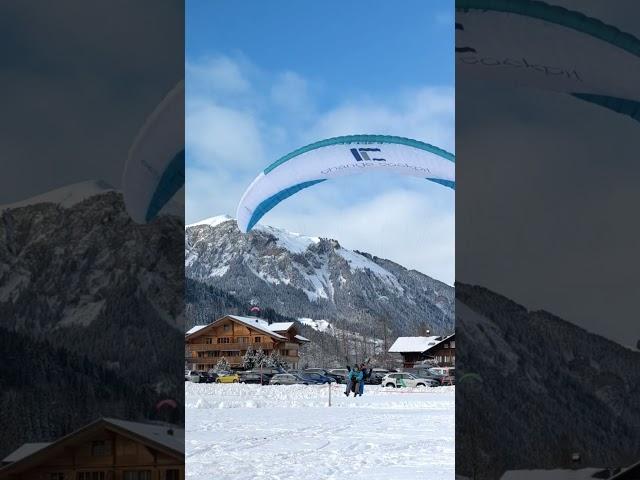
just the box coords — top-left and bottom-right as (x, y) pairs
(186, 382), (454, 480)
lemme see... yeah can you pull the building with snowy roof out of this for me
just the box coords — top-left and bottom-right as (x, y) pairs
(388, 333), (455, 368)
(185, 315), (310, 370)
(0, 417), (183, 479)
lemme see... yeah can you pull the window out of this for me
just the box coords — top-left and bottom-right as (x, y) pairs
(255, 336), (261, 343)
(164, 470), (180, 480)
(91, 440), (110, 456)
(205, 337), (213, 344)
(450, 341), (455, 348)
(238, 337), (249, 344)
(217, 337), (230, 344)
(50, 473), (65, 480)
(124, 471), (151, 480)
(223, 324), (231, 332)
(78, 473), (105, 480)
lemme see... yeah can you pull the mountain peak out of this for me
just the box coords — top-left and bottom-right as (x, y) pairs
(1, 180), (115, 211)
(186, 214), (234, 228)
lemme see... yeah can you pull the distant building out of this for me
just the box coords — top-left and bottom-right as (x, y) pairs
(388, 333), (455, 368)
(0, 418), (183, 479)
(185, 315), (310, 370)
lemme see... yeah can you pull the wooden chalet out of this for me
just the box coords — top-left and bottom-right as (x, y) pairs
(185, 315), (310, 370)
(388, 333), (455, 368)
(0, 418), (183, 480)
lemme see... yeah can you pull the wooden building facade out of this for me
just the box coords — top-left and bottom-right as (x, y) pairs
(185, 315), (310, 370)
(0, 418), (183, 480)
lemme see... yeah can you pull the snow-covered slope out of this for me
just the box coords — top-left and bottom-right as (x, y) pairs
(456, 283), (640, 477)
(185, 215), (453, 336)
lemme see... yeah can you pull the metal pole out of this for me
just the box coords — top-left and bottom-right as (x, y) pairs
(328, 381), (332, 407)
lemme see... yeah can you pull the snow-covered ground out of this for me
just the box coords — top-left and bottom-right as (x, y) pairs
(186, 382), (454, 480)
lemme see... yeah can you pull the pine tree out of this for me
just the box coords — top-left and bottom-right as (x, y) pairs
(267, 351), (282, 369)
(242, 345), (256, 370)
(254, 346), (266, 368)
(215, 357), (230, 372)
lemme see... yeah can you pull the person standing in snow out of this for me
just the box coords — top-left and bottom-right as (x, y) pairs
(358, 363), (371, 396)
(344, 365), (353, 396)
(352, 366), (364, 397)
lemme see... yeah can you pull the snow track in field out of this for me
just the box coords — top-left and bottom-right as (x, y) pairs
(186, 383), (454, 480)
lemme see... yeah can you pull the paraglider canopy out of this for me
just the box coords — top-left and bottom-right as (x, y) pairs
(456, 0), (640, 123)
(236, 135), (455, 233)
(123, 81), (185, 223)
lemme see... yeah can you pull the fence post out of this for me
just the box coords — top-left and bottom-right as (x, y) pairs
(328, 381), (332, 407)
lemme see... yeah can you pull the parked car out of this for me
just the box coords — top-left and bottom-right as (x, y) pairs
(185, 369), (191, 381)
(366, 372), (384, 385)
(193, 371), (217, 383)
(326, 369), (349, 384)
(269, 373), (307, 385)
(428, 367), (456, 385)
(216, 373), (239, 383)
(187, 370), (204, 383)
(238, 371), (272, 385)
(304, 368), (328, 375)
(300, 372), (335, 384)
(381, 372), (437, 388)
(371, 368), (389, 375)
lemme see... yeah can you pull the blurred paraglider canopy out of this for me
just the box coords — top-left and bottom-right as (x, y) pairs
(123, 80), (185, 224)
(153, 398), (180, 424)
(456, 0), (640, 123)
(236, 135), (455, 233)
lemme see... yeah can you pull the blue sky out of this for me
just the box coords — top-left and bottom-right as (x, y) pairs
(186, 1), (455, 284)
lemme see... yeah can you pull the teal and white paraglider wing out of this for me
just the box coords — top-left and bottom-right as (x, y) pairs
(123, 80), (185, 223)
(236, 135), (455, 233)
(456, 0), (640, 123)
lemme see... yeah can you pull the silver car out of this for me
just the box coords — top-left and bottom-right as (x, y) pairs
(269, 373), (306, 385)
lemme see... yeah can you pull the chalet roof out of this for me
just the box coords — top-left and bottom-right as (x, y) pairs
(104, 418), (184, 454)
(423, 333), (455, 354)
(2, 443), (50, 463)
(268, 322), (295, 332)
(0, 418), (183, 476)
(388, 336), (442, 353)
(227, 315), (287, 339)
(295, 334), (310, 342)
(186, 325), (207, 335)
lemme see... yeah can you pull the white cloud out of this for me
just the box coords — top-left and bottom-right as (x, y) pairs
(270, 71), (313, 115)
(308, 87), (455, 151)
(186, 56), (252, 95)
(187, 101), (265, 170)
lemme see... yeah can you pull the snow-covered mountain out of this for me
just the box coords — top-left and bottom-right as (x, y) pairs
(1, 185), (183, 332)
(185, 215), (454, 337)
(0, 180), (115, 211)
(0, 183), (184, 458)
(456, 283), (640, 478)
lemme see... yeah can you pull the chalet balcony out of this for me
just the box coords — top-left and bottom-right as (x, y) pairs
(189, 343), (251, 352)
